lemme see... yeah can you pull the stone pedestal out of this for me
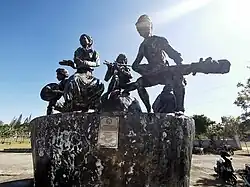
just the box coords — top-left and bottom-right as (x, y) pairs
(30, 112), (195, 187)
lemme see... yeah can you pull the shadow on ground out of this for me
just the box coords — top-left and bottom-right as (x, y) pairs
(0, 149), (31, 153)
(193, 174), (244, 187)
(0, 179), (33, 187)
(193, 174), (224, 186)
(236, 153), (250, 157)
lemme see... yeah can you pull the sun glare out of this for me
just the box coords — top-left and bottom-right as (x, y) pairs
(152, 0), (214, 27)
(219, 0), (250, 34)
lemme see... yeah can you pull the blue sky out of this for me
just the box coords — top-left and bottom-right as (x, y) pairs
(0, 0), (249, 123)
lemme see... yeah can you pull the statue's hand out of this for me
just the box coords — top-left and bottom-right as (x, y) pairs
(53, 90), (63, 94)
(106, 63), (113, 68)
(59, 60), (71, 63)
(59, 60), (73, 65)
(46, 87), (56, 93)
(46, 86), (52, 91)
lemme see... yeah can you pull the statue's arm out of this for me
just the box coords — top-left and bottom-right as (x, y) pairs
(73, 49), (100, 67)
(132, 43), (144, 72)
(162, 37), (183, 65)
(84, 51), (100, 67)
(53, 90), (64, 94)
(120, 67), (133, 79)
(73, 47), (82, 63)
(104, 65), (114, 82)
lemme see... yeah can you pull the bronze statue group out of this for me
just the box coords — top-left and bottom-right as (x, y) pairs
(40, 14), (231, 116)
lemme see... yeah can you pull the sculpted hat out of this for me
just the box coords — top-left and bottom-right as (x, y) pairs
(79, 34), (93, 46)
(135, 14), (152, 25)
(116, 54), (127, 64)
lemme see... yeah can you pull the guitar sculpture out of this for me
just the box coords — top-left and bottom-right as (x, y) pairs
(137, 57), (231, 77)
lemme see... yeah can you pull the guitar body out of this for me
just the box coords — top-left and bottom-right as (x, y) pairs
(136, 58), (231, 77)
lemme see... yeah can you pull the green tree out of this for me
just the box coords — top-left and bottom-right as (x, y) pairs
(206, 123), (224, 142)
(192, 114), (216, 138)
(234, 78), (250, 120)
(221, 116), (241, 138)
(234, 76), (250, 138)
(239, 119), (250, 140)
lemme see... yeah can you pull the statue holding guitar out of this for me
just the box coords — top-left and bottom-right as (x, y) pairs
(120, 14), (230, 114)
(40, 14), (231, 115)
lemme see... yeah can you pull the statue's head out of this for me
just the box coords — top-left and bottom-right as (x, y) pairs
(79, 34), (93, 48)
(116, 54), (127, 64)
(56, 68), (69, 81)
(135, 14), (153, 38)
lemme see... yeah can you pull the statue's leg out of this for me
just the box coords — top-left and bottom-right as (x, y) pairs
(123, 79), (151, 112)
(123, 77), (157, 113)
(47, 100), (57, 115)
(101, 76), (119, 103)
(152, 94), (162, 113)
(122, 82), (138, 93)
(136, 77), (156, 113)
(54, 100), (65, 113)
(107, 75), (119, 94)
(88, 77), (105, 112)
(63, 72), (104, 112)
(173, 76), (185, 112)
(122, 80), (151, 112)
(63, 75), (75, 106)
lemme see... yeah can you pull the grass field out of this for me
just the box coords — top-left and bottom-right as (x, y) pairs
(0, 138), (30, 150)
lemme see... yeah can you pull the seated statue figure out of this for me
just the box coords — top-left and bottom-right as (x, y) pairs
(59, 34), (104, 113)
(101, 54), (142, 113)
(40, 68), (69, 115)
(152, 84), (177, 113)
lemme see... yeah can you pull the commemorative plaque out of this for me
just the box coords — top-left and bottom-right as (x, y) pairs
(97, 116), (119, 148)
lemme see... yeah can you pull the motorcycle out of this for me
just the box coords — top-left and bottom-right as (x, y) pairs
(239, 164), (250, 186)
(214, 152), (237, 186)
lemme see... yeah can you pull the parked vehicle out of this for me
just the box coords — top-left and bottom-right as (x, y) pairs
(239, 164), (250, 186)
(214, 151), (237, 186)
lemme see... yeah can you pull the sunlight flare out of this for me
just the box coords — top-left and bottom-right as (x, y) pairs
(151, 0), (214, 26)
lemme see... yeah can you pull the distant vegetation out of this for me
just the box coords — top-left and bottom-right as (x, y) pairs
(0, 114), (31, 144)
(194, 68), (250, 141)
(192, 114), (249, 141)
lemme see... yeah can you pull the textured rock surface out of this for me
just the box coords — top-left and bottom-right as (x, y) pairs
(30, 112), (195, 187)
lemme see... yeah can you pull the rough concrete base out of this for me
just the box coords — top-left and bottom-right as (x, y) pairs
(30, 112), (195, 187)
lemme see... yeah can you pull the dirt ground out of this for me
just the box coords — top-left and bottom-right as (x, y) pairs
(0, 151), (249, 186)
(190, 152), (249, 187)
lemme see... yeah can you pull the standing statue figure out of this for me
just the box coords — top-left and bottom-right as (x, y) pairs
(124, 14), (186, 113)
(101, 54), (132, 102)
(59, 34), (104, 112)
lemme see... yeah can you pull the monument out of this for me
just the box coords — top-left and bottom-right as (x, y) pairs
(32, 14), (231, 187)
